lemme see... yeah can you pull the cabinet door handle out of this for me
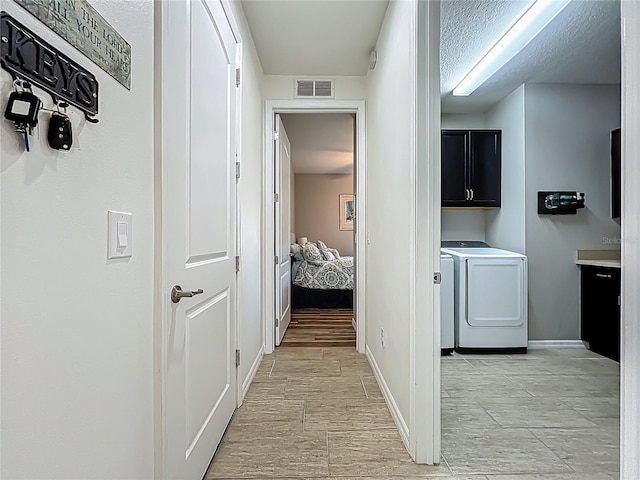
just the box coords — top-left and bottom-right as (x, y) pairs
(470, 188), (474, 200)
(596, 273), (612, 279)
(465, 188), (470, 201)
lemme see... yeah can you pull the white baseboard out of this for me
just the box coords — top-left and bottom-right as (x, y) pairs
(241, 346), (264, 401)
(528, 340), (586, 349)
(365, 346), (410, 451)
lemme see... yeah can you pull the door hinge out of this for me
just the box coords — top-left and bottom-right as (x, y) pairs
(274, 255), (279, 265)
(433, 272), (442, 285)
(275, 317), (279, 328)
(274, 131), (279, 141)
(274, 192), (279, 203)
(235, 255), (240, 273)
(235, 68), (241, 87)
(235, 161), (241, 180)
(235, 349), (240, 368)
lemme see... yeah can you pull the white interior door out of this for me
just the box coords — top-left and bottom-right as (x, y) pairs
(161, 1), (237, 478)
(275, 115), (292, 345)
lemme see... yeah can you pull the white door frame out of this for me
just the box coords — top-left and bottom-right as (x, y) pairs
(411, 0), (441, 464)
(217, 0), (245, 407)
(263, 100), (367, 354)
(621, 2), (640, 478)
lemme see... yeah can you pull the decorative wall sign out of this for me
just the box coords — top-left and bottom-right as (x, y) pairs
(1, 12), (99, 120)
(13, 0), (131, 89)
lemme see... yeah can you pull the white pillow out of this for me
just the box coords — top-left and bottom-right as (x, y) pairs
(290, 243), (302, 255)
(323, 250), (336, 261)
(330, 248), (341, 259)
(317, 240), (334, 261)
(302, 243), (324, 265)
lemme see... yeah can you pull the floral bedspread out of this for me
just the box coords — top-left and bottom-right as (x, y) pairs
(293, 256), (354, 290)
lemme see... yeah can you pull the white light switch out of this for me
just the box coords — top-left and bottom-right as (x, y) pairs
(108, 211), (133, 259)
(117, 222), (128, 248)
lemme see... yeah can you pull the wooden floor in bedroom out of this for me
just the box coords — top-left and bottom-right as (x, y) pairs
(281, 309), (355, 347)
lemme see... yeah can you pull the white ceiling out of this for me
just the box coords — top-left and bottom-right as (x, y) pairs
(240, 0), (389, 76)
(280, 114), (354, 174)
(441, 0), (621, 113)
(241, 0), (621, 116)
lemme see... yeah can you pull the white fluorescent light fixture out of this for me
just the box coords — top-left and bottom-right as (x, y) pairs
(453, 0), (572, 96)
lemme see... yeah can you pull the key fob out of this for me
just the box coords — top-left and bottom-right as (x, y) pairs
(4, 90), (41, 127)
(48, 112), (73, 150)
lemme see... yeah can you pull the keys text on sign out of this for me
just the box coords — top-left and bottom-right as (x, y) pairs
(1, 12), (99, 119)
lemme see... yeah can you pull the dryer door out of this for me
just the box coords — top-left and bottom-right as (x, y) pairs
(466, 258), (526, 327)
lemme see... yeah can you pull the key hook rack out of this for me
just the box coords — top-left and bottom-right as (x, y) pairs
(1, 12), (100, 124)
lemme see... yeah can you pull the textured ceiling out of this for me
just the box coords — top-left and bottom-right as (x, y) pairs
(441, 0), (621, 113)
(280, 114), (354, 174)
(241, 0), (620, 115)
(241, 0), (389, 76)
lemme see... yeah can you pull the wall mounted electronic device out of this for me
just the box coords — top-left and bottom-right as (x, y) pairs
(537, 191), (585, 215)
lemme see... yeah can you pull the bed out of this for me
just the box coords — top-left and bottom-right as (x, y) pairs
(291, 242), (354, 309)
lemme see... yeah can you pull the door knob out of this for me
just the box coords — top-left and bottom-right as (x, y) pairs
(171, 285), (204, 303)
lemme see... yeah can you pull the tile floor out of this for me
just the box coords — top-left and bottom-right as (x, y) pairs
(206, 346), (619, 479)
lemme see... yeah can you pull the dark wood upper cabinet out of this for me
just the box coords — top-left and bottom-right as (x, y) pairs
(441, 129), (501, 208)
(441, 130), (469, 206)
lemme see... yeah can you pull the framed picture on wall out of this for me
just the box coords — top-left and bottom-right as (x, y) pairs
(339, 194), (354, 231)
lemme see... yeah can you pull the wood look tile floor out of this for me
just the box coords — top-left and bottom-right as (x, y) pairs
(206, 347), (620, 479)
(281, 309), (356, 347)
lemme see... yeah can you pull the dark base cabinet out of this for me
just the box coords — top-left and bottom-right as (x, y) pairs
(580, 266), (621, 362)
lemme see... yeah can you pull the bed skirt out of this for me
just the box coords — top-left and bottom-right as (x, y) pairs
(291, 285), (353, 309)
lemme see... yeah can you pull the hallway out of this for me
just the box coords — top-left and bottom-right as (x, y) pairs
(206, 347), (447, 478)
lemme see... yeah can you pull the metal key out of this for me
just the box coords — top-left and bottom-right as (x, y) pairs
(15, 124), (29, 152)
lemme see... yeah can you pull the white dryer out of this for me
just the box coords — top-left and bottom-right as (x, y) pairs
(441, 242), (528, 353)
(440, 253), (454, 355)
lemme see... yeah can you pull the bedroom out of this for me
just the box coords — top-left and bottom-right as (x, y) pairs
(278, 112), (356, 348)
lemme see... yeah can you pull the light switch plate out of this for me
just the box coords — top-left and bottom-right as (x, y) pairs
(108, 211), (133, 259)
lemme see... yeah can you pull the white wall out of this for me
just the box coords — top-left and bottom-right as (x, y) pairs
(366, 0), (413, 436)
(441, 112), (485, 129)
(524, 84), (621, 340)
(263, 75), (367, 100)
(295, 174), (354, 255)
(227, 1), (266, 396)
(440, 211), (486, 241)
(1, 1), (154, 478)
(440, 113), (486, 242)
(485, 85), (526, 254)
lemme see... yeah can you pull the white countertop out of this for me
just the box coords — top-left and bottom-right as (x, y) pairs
(575, 250), (621, 269)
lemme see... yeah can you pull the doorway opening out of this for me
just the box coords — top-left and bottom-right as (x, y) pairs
(262, 101), (366, 355)
(276, 113), (356, 348)
(438, 1), (622, 476)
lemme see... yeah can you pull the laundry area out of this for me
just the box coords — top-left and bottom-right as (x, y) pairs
(438, 0), (622, 476)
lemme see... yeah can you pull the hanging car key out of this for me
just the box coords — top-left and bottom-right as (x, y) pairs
(4, 82), (42, 152)
(48, 103), (73, 151)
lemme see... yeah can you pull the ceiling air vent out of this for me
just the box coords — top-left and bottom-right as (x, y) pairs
(295, 79), (335, 98)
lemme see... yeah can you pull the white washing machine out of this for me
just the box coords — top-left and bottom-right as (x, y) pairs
(440, 254), (454, 355)
(441, 242), (528, 353)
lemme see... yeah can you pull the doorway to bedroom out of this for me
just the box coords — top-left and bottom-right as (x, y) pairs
(274, 112), (357, 350)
